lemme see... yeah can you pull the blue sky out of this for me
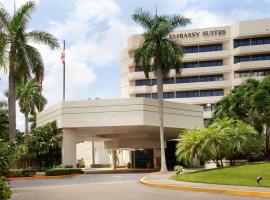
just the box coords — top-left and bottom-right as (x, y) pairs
(1, 0), (270, 130)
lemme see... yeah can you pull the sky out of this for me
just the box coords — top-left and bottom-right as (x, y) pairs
(1, 0), (270, 130)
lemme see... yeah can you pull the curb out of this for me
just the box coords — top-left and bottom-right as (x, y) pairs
(139, 174), (270, 198)
(8, 174), (83, 181)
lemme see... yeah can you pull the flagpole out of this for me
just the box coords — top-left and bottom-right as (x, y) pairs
(63, 40), (66, 101)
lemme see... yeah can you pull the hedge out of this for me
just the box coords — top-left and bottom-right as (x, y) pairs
(91, 164), (111, 168)
(45, 168), (82, 176)
(8, 169), (36, 177)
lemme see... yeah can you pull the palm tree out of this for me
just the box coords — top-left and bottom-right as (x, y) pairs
(0, 1), (59, 139)
(176, 128), (202, 166)
(132, 8), (191, 172)
(16, 79), (47, 134)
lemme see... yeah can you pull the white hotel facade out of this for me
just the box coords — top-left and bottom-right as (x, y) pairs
(37, 18), (270, 169)
(121, 18), (270, 125)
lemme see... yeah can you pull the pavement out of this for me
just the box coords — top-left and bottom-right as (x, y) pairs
(10, 173), (266, 200)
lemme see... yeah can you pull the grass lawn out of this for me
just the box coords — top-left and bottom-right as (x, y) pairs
(172, 163), (270, 187)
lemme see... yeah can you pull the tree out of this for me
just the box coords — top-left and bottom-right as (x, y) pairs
(0, 1), (59, 139)
(16, 79), (47, 134)
(252, 76), (270, 158)
(176, 118), (262, 167)
(213, 78), (270, 158)
(0, 101), (9, 140)
(175, 128), (202, 166)
(26, 121), (62, 167)
(132, 8), (191, 172)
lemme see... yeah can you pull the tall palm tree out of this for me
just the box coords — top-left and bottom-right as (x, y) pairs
(0, 1), (59, 139)
(16, 79), (47, 134)
(132, 8), (191, 172)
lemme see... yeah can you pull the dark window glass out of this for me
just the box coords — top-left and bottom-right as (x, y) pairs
(183, 62), (198, 68)
(199, 44), (222, 52)
(163, 78), (174, 84)
(199, 60), (223, 67)
(135, 66), (144, 72)
(235, 54), (270, 63)
(236, 69), (270, 78)
(176, 91), (188, 98)
(152, 79), (157, 85)
(163, 92), (175, 99)
(136, 93), (151, 98)
(152, 93), (158, 99)
(184, 46), (199, 53)
(234, 37), (270, 48)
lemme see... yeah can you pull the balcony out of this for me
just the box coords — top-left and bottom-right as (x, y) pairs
(233, 44), (270, 56)
(233, 60), (270, 71)
(183, 50), (230, 62)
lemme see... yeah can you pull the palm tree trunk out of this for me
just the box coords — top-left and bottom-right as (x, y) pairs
(156, 65), (168, 173)
(8, 50), (16, 140)
(25, 113), (29, 134)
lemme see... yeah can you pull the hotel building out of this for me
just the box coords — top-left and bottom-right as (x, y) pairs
(37, 18), (270, 169)
(121, 18), (270, 124)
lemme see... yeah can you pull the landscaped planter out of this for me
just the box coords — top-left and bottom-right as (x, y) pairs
(205, 160), (248, 169)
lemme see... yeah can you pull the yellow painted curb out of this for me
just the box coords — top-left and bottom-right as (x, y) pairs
(139, 174), (270, 198)
(8, 173), (83, 181)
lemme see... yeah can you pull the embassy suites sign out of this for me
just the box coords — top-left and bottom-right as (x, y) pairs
(169, 29), (226, 39)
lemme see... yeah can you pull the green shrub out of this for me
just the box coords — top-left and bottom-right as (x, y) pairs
(0, 177), (11, 200)
(64, 165), (73, 168)
(45, 168), (82, 176)
(76, 163), (85, 168)
(174, 165), (183, 172)
(8, 168), (36, 177)
(90, 164), (111, 168)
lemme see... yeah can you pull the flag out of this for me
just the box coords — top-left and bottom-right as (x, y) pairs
(61, 51), (65, 64)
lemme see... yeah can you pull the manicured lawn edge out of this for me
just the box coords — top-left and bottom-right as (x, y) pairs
(172, 163), (270, 187)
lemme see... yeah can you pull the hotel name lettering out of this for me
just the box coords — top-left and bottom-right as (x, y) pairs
(169, 29), (226, 39)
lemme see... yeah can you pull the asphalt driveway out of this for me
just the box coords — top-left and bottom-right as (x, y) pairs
(10, 173), (263, 200)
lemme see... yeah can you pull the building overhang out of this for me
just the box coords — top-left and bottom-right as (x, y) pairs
(37, 98), (203, 146)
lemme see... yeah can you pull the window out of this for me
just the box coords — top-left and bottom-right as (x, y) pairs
(235, 69), (270, 78)
(176, 90), (224, 98)
(199, 44), (222, 52)
(234, 54), (270, 63)
(163, 92), (175, 99)
(234, 36), (270, 48)
(182, 62), (198, 68)
(184, 46), (198, 53)
(136, 93), (152, 98)
(163, 78), (175, 84)
(152, 93), (158, 99)
(184, 44), (222, 54)
(176, 75), (223, 83)
(135, 66), (144, 72)
(199, 60), (223, 67)
(182, 60), (223, 69)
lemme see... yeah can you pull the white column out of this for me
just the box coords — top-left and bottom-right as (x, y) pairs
(128, 150), (133, 168)
(62, 129), (77, 168)
(112, 149), (117, 169)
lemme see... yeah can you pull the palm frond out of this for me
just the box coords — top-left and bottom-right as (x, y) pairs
(0, 7), (11, 32)
(26, 30), (60, 50)
(132, 8), (154, 31)
(10, 1), (35, 36)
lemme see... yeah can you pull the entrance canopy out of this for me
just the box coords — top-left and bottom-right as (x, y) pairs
(37, 98), (203, 167)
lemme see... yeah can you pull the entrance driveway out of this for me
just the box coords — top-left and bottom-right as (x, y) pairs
(11, 174), (262, 200)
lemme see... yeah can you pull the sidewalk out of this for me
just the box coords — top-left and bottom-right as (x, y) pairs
(141, 172), (270, 198)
